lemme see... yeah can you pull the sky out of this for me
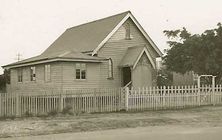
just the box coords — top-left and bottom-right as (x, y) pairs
(0, 0), (222, 74)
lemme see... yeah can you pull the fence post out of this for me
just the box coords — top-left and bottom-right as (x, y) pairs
(93, 89), (97, 112)
(163, 86), (166, 108)
(212, 76), (216, 105)
(197, 77), (201, 106)
(118, 88), (121, 111)
(59, 93), (64, 112)
(125, 87), (129, 111)
(16, 93), (20, 117)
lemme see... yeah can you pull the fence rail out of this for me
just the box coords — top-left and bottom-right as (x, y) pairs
(0, 88), (122, 117)
(126, 85), (222, 111)
(0, 85), (222, 117)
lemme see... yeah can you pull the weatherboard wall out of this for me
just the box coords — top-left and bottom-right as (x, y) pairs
(6, 62), (63, 93)
(6, 18), (160, 92)
(97, 18), (158, 88)
(132, 53), (156, 87)
(61, 62), (101, 90)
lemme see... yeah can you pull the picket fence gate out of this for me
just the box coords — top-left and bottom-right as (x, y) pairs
(0, 85), (222, 117)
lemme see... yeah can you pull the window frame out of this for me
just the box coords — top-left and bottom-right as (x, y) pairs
(125, 23), (131, 40)
(75, 63), (86, 80)
(45, 64), (51, 82)
(108, 58), (114, 79)
(17, 68), (23, 83)
(30, 66), (36, 81)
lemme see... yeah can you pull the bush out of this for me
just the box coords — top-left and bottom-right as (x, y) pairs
(48, 110), (58, 116)
(36, 112), (48, 118)
(24, 111), (33, 117)
(157, 69), (173, 86)
(0, 115), (16, 120)
(62, 105), (73, 115)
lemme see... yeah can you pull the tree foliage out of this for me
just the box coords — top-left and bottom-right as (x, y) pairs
(0, 74), (6, 92)
(157, 69), (173, 87)
(163, 23), (222, 83)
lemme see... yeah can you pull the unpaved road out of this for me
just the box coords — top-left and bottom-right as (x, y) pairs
(1, 106), (222, 138)
(2, 125), (222, 140)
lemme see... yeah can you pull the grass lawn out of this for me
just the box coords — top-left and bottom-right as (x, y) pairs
(1, 106), (222, 138)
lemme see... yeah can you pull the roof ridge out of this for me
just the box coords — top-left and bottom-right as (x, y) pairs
(67, 11), (131, 31)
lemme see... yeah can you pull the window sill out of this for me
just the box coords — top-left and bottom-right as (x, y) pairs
(125, 38), (132, 40)
(75, 79), (87, 81)
(107, 77), (114, 80)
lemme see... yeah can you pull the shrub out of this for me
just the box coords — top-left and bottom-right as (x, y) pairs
(36, 112), (48, 118)
(62, 105), (73, 115)
(48, 110), (58, 116)
(0, 115), (16, 120)
(24, 110), (33, 117)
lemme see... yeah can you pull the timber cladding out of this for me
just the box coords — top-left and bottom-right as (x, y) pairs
(3, 11), (162, 94)
(98, 19), (158, 88)
(7, 62), (63, 93)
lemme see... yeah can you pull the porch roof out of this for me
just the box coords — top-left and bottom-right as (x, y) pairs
(119, 46), (145, 67)
(119, 45), (156, 69)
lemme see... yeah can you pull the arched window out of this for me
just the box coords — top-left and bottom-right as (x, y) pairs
(108, 58), (113, 79)
(125, 23), (131, 40)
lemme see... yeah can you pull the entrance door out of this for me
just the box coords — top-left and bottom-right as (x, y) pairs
(122, 67), (131, 86)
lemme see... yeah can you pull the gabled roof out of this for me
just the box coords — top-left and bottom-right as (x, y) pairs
(3, 11), (162, 69)
(42, 11), (129, 55)
(119, 45), (156, 69)
(2, 12), (128, 69)
(92, 12), (162, 56)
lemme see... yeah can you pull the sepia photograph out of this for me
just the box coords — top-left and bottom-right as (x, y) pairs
(0, 0), (222, 139)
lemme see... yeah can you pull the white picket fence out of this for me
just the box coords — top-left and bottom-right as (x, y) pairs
(0, 88), (122, 117)
(0, 85), (222, 117)
(125, 85), (222, 111)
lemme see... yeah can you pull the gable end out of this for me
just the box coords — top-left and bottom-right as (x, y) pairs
(92, 12), (162, 57)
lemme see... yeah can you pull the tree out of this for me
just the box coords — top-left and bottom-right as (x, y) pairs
(163, 23), (222, 84)
(157, 69), (173, 87)
(0, 74), (6, 92)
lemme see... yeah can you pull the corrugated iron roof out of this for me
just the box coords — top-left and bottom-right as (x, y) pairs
(3, 11), (129, 68)
(42, 11), (129, 55)
(3, 51), (107, 68)
(119, 45), (145, 67)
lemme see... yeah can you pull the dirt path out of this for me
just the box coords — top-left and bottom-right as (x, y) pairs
(2, 126), (222, 140)
(1, 106), (222, 138)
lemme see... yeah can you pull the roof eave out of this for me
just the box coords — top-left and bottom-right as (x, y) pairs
(132, 47), (156, 69)
(128, 13), (163, 57)
(3, 58), (106, 69)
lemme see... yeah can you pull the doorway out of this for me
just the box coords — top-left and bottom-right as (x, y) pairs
(122, 67), (131, 86)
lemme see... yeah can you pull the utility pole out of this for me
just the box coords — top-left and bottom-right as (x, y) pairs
(15, 53), (22, 61)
